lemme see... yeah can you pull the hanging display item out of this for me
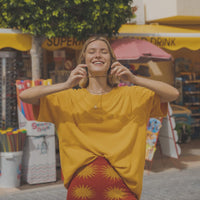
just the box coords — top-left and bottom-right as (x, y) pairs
(0, 52), (18, 129)
(16, 79), (52, 121)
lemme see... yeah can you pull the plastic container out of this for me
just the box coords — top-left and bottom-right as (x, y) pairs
(0, 151), (23, 188)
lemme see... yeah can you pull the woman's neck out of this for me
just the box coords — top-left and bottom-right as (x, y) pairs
(87, 77), (112, 94)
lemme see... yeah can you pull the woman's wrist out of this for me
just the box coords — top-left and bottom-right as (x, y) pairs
(58, 82), (71, 91)
(130, 74), (138, 85)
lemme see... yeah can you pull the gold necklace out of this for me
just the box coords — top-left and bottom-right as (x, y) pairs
(86, 88), (111, 109)
(87, 88), (111, 95)
(88, 75), (107, 78)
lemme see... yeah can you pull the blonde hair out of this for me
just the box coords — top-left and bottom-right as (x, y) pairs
(78, 36), (119, 88)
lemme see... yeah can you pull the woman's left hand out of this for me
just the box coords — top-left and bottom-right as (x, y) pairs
(111, 62), (179, 103)
(110, 62), (135, 83)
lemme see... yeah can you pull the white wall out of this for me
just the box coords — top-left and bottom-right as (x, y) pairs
(143, 0), (200, 21)
(177, 0), (200, 16)
(144, 0), (177, 21)
(130, 0), (145, 24)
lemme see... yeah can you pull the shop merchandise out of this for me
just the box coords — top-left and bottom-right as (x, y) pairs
(0, 52), (18, 129)
(174, 56), (200, 139)
(0, 128), (27, 152)
(16, 79), (52, 121)
(175, 66), (200, 138)
(145, 118), (162, 161)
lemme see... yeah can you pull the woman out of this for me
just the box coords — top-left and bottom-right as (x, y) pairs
(20, 36), (179, 200)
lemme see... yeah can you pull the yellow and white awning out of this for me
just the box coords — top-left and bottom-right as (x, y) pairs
(1, 25), (200, 51)
(118, 24), (200, 51)
(0, 29), (32, 51)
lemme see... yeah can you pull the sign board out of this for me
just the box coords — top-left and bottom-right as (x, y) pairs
(42, 37), (84, 51)
(145, 118), (162, 161)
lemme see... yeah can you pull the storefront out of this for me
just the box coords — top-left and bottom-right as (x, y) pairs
(117, 24), (200, 138)
(41, 37), (84, 83)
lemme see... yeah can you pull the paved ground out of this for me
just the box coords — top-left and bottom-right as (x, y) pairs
(142, 166), (200, 200)
(0, 139), (200, 200)
(0, 166), (199, 200)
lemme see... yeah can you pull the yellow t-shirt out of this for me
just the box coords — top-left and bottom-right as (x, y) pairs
(36, 86), (167, 199)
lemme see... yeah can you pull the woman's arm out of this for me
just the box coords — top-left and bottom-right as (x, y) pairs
(111, 62), (179, 103)
(19, 82), (69, 105)
(131, 76), (179, 103)
(19, 64), (87, 105)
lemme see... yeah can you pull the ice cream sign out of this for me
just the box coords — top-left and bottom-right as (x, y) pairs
(31, 122), (52, 132)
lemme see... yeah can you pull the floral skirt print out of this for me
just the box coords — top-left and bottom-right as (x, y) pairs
(67, 157), (138, 200)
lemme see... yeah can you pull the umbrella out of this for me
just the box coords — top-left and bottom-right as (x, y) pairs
(111, 38), (172, 63)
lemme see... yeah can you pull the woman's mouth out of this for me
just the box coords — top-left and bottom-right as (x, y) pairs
(92, 61), (104, 65)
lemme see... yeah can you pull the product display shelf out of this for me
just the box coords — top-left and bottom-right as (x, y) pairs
(181, 72), (200, 131)
(0, 52), (18, 129)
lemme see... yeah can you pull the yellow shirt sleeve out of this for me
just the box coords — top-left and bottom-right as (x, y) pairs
(129, 86), (168, 118)
(33, 92), (61, 126)
(149, 93), (168, 118)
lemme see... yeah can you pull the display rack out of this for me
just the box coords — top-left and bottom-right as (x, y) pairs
(182, 74), (200, 128)
(0, 51), (18, 129)
(176, 72), (200, 138)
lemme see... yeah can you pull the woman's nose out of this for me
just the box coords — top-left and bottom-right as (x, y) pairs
(95, 51), (101, 58)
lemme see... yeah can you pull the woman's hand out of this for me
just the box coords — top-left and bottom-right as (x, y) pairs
(20, 64), (87, 105)
(110, 62), (136, 83)
(65, 64), (87, 88)
(110, 61), (179, 103)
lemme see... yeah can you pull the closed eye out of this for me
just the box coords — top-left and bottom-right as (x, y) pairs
(102, 50), (108, 54)
(88, 50), (95, 54)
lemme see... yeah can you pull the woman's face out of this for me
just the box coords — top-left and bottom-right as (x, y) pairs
(85, 40), (111, 77)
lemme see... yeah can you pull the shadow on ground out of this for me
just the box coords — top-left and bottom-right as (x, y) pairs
(145, 139), (200, 172)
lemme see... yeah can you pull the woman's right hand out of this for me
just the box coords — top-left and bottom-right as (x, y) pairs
(65, 64), (87, 88)
(19, 64), (87, 105)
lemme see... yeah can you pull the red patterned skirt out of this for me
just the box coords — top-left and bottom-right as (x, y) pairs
(67, 157), (138, 200)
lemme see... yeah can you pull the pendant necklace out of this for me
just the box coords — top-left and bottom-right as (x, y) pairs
(87, 88), (111, 109)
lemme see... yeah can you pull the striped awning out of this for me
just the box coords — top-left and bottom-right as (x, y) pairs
(118, 24), (200, 50)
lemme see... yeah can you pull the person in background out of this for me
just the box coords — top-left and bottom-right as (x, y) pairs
(19, 36), (179, 200)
